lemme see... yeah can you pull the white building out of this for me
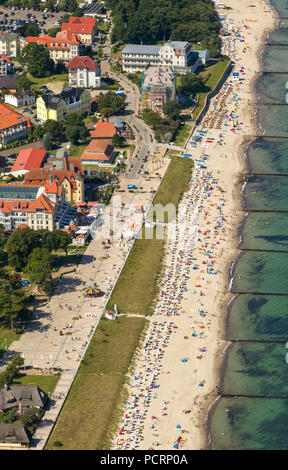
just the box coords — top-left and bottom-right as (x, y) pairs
(0, 33), (22, 58)
(122, 41), (209, 74)
(0, 54), (14, 76)
(68, 56), (101, 88)
(5, 91), (36, 108)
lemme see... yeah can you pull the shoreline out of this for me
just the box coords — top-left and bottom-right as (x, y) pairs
(110, 0), (277, 451)
(205, 0), (278, 449)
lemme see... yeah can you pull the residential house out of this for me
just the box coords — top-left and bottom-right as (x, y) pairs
(0, 54), (14, 76)
(0, 103), (31, 148)
(25, 31), (82, 64)
(122, 42), (209, 74)
(61, 17), (98, 45)
(0, 181), (76, 230)
(81, 139), (115, 168)
(5, 90), (36, 108)
(0, 424), (30, 450)
(0, 75), (17, 93)
(36, 86), (91, 123)
(0, 32), (22, 58)
(24, 168), (84, 205)
(68, 55), (101, 88)
(0, 384), (47, 413)
(89, 118), (116, 142)
(11, 147), (47, 175)
(141, 66), (176, 113)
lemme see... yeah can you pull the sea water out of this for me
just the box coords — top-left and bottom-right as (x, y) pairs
(210, 0), (288, 449)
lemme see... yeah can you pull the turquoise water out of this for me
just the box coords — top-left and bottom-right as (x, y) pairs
(222, 342), (288, 396)
(262, 46), (288, 72)
(245, 137), (288, 174)
(267, 29), (288, 43)
(243, 175), (288, 211)
(211, 398), (288, 450)
(228, 294), (288, 340)
(239, 212), (288, 251)
(210, 0), (288, 449)
(256, 73), (288, 104)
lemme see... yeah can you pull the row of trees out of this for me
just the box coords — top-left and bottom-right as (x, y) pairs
(106, 0), (220, 57)
(19, 43), (67, 78)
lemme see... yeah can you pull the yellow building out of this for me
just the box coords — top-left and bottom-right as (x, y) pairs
(37, 86), (91, 123)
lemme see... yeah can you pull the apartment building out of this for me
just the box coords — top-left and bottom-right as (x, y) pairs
(68, 56), (101, 88)
(0, 103), (31, 148)
(61, 17), (98, 45)
(5, 90), (36, 108)
(0, 181), (76, 231)
(0, 54), (14, 76)
(122, 41), (209, 74)
(0, 33), (22, 58)
(142, 66), (176, 113)
(36, 86), (91, 123)
(25, 31), (82, 64)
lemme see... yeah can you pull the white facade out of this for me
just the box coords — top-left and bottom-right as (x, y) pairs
(5, 92), (36, 108)
(0, 34), (22, 58)
(122, 42), (209, 74)
(69, 66), (101, 88)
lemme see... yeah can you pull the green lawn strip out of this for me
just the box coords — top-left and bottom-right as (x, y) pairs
(13, 374), (59, 396)
(193, 59), (230, 120)
(106, 235), (165, 315)
(152, 156), (194, 210)
(45, 316), (147, 450)
(0, 327), (20, 358)
(173, 123), (193, 147)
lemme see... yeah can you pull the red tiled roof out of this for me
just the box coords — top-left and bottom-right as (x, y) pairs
(0, 54), (11, 63)
(81, 139), (114, 162)
(0, 104), (31, 133)
(12, 148), (46, 172)
(90, 118), (116, 139)
(29, 193), (55, 214)
(25, 31), (80, 49)
(68, 55), (98, 70)
(24, 169), (79, 189)
(61, 17), (97, 35)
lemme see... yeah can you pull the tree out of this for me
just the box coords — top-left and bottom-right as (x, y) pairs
(65, 126), (81, 145)
(19, 43), (54, 78)
(52, 230), (72, 255)
(97, 92), (125, 117)
(23, 23), (40, 38)
(26, 247), (52, 289)
(163, 100), (181, 120)
(16, 73), (32, 91)
(6, 227), (39, 271)
(32, 125), (45, 140)
(112, 133), (124, 147)
(43, 120), (62, 139)
(0, 280), (26, 332)
(42, 133), (53, 150)
(178, 73), (206, 95)
(47, 27), (60, 37)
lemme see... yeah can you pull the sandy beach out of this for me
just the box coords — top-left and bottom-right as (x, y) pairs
(111, 0), (276, 451)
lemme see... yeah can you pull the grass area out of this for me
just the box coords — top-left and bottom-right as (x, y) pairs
(45, 316), (147, 450)
(173, 123), (192, 147)
(106, 232), (164, 315)
(152, 155), (194, 214)
(0, 327), (20, 358)
(68, 143), (88, 158)
(28, 73), (69, 90)
(202, 59), (230, 90)
(193, 59), (230, 120)
(13, 374), (59, 396)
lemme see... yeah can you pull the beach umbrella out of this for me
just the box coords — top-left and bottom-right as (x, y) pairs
(82, 287), (101, 295)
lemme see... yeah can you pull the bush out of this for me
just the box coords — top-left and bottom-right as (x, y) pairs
(53, 441), (63, 447)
